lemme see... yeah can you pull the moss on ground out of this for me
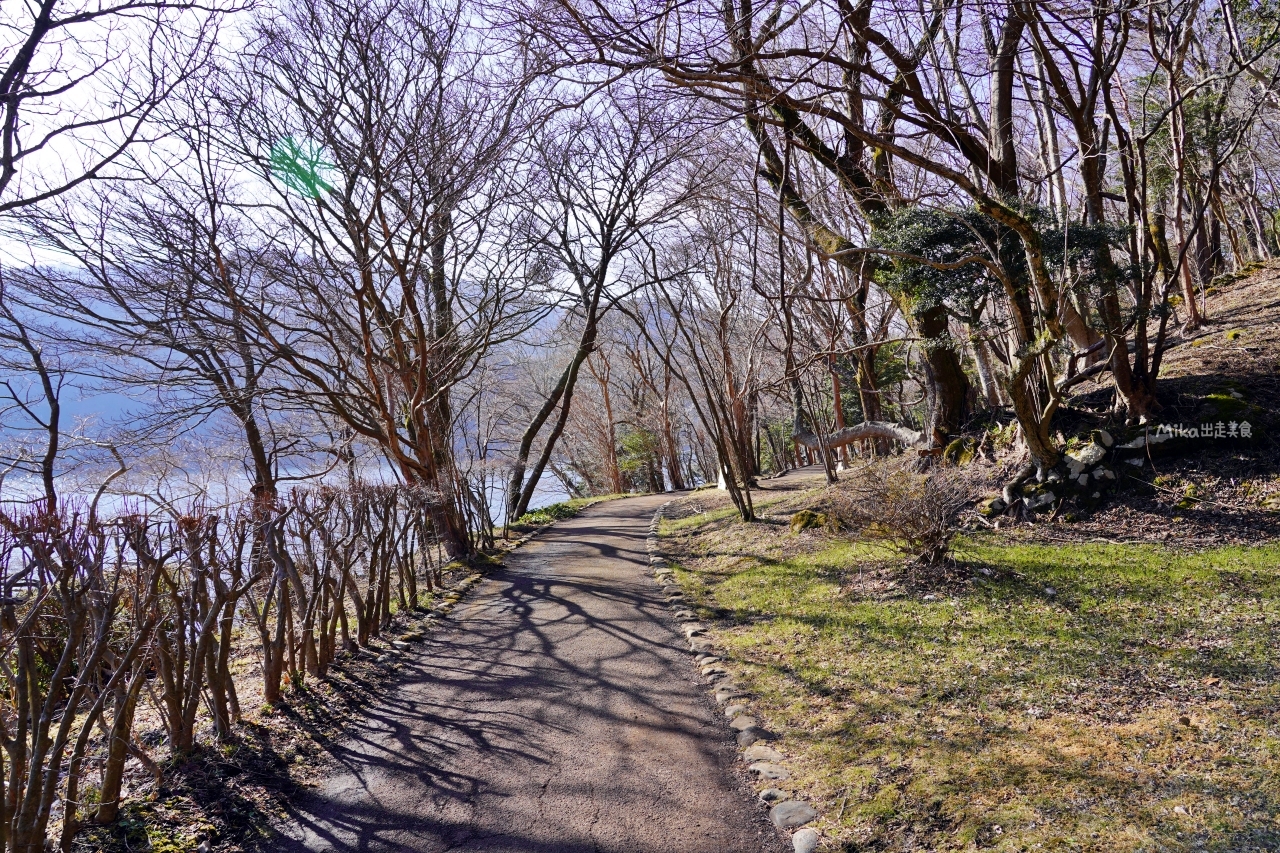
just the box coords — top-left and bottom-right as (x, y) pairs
(663, 492), (1280, 852)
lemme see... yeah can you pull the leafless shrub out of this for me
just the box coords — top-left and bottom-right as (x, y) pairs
(0, 480), (448, 849)
(827, 461), (982, 567)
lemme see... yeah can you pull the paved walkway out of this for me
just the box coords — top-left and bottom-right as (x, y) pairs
(275, 493), (786, 853)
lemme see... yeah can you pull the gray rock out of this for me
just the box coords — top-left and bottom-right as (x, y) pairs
(1066, 442), (1107, 476)
(1025, 491), (1056, 510)
(689, 641), (714, 654)
(759, 788), (787, 803)
(736, 727), (765, 746)
(729, 715), (759, 731)
(750, 762), (791, 780)
(724, 703), (748, 718)
(792, 827), (821, 853)
(716, 689), (746, 705)
(696, 655), (721, 665)
(770, 800), (818, 829)
(742, 744), (784, 762)
(683, 624), (706, 637)
(701, 665), (727, 676)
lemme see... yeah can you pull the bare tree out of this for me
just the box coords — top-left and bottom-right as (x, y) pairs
(227, 0), (544, 556)
(505, 83), (701, 520)
(0, 0), (225, 213)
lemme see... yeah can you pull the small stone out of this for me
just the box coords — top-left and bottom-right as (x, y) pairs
(1174, 805), (1189, 815)
(759, 788), (787, 803)
(390, 640), (410, 650)
(729, 716), (759, 731)
(769, 800), (818, 829)
(922, 594), (938, 602)
(683, 624), (706, 637)
(196, 842), (211, 853)
(792, 827), (821, 853)
(376, 654), (393, 664)
(697, 655), (721, 666)
(716, 689), (746, 705)
(724, 703), (748, 718)
(1044, 586), (1057, 597)
(701, 664), (727, 675)
(1025, 491), (1056, 510)
(750, 761), (791, 780)
(743, 744), (784, 762)
(736, 727), (765, 746)
(689, 641), (714, 654)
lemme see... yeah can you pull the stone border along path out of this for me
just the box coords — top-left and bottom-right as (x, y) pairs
(646, 503), (823, 853)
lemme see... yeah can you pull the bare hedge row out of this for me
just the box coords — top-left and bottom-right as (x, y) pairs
(0, 484), (445, 853)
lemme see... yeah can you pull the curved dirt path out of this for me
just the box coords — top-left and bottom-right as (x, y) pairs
(275, 493), (787, 853)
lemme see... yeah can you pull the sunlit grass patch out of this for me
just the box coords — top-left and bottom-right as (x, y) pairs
(664, 495), (1280, 852)
(512, 493), (628, 527)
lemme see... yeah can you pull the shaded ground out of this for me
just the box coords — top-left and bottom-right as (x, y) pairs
(268, 492), (786, 853)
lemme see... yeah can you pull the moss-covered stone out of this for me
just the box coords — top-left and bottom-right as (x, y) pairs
(943, 437), (977, 467)
(790, 509), (827, 533)
(978, 496), (1007, 517)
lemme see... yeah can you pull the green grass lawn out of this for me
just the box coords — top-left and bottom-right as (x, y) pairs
(663, 496), (1280, 852)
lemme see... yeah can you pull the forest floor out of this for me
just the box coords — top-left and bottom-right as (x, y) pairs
(650, 267), (1280, 852)
(1044, 264), (1280, 544)
(660, 478), (1280, 852)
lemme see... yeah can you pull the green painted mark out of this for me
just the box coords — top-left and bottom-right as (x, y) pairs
(270, 136), (335, 198)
